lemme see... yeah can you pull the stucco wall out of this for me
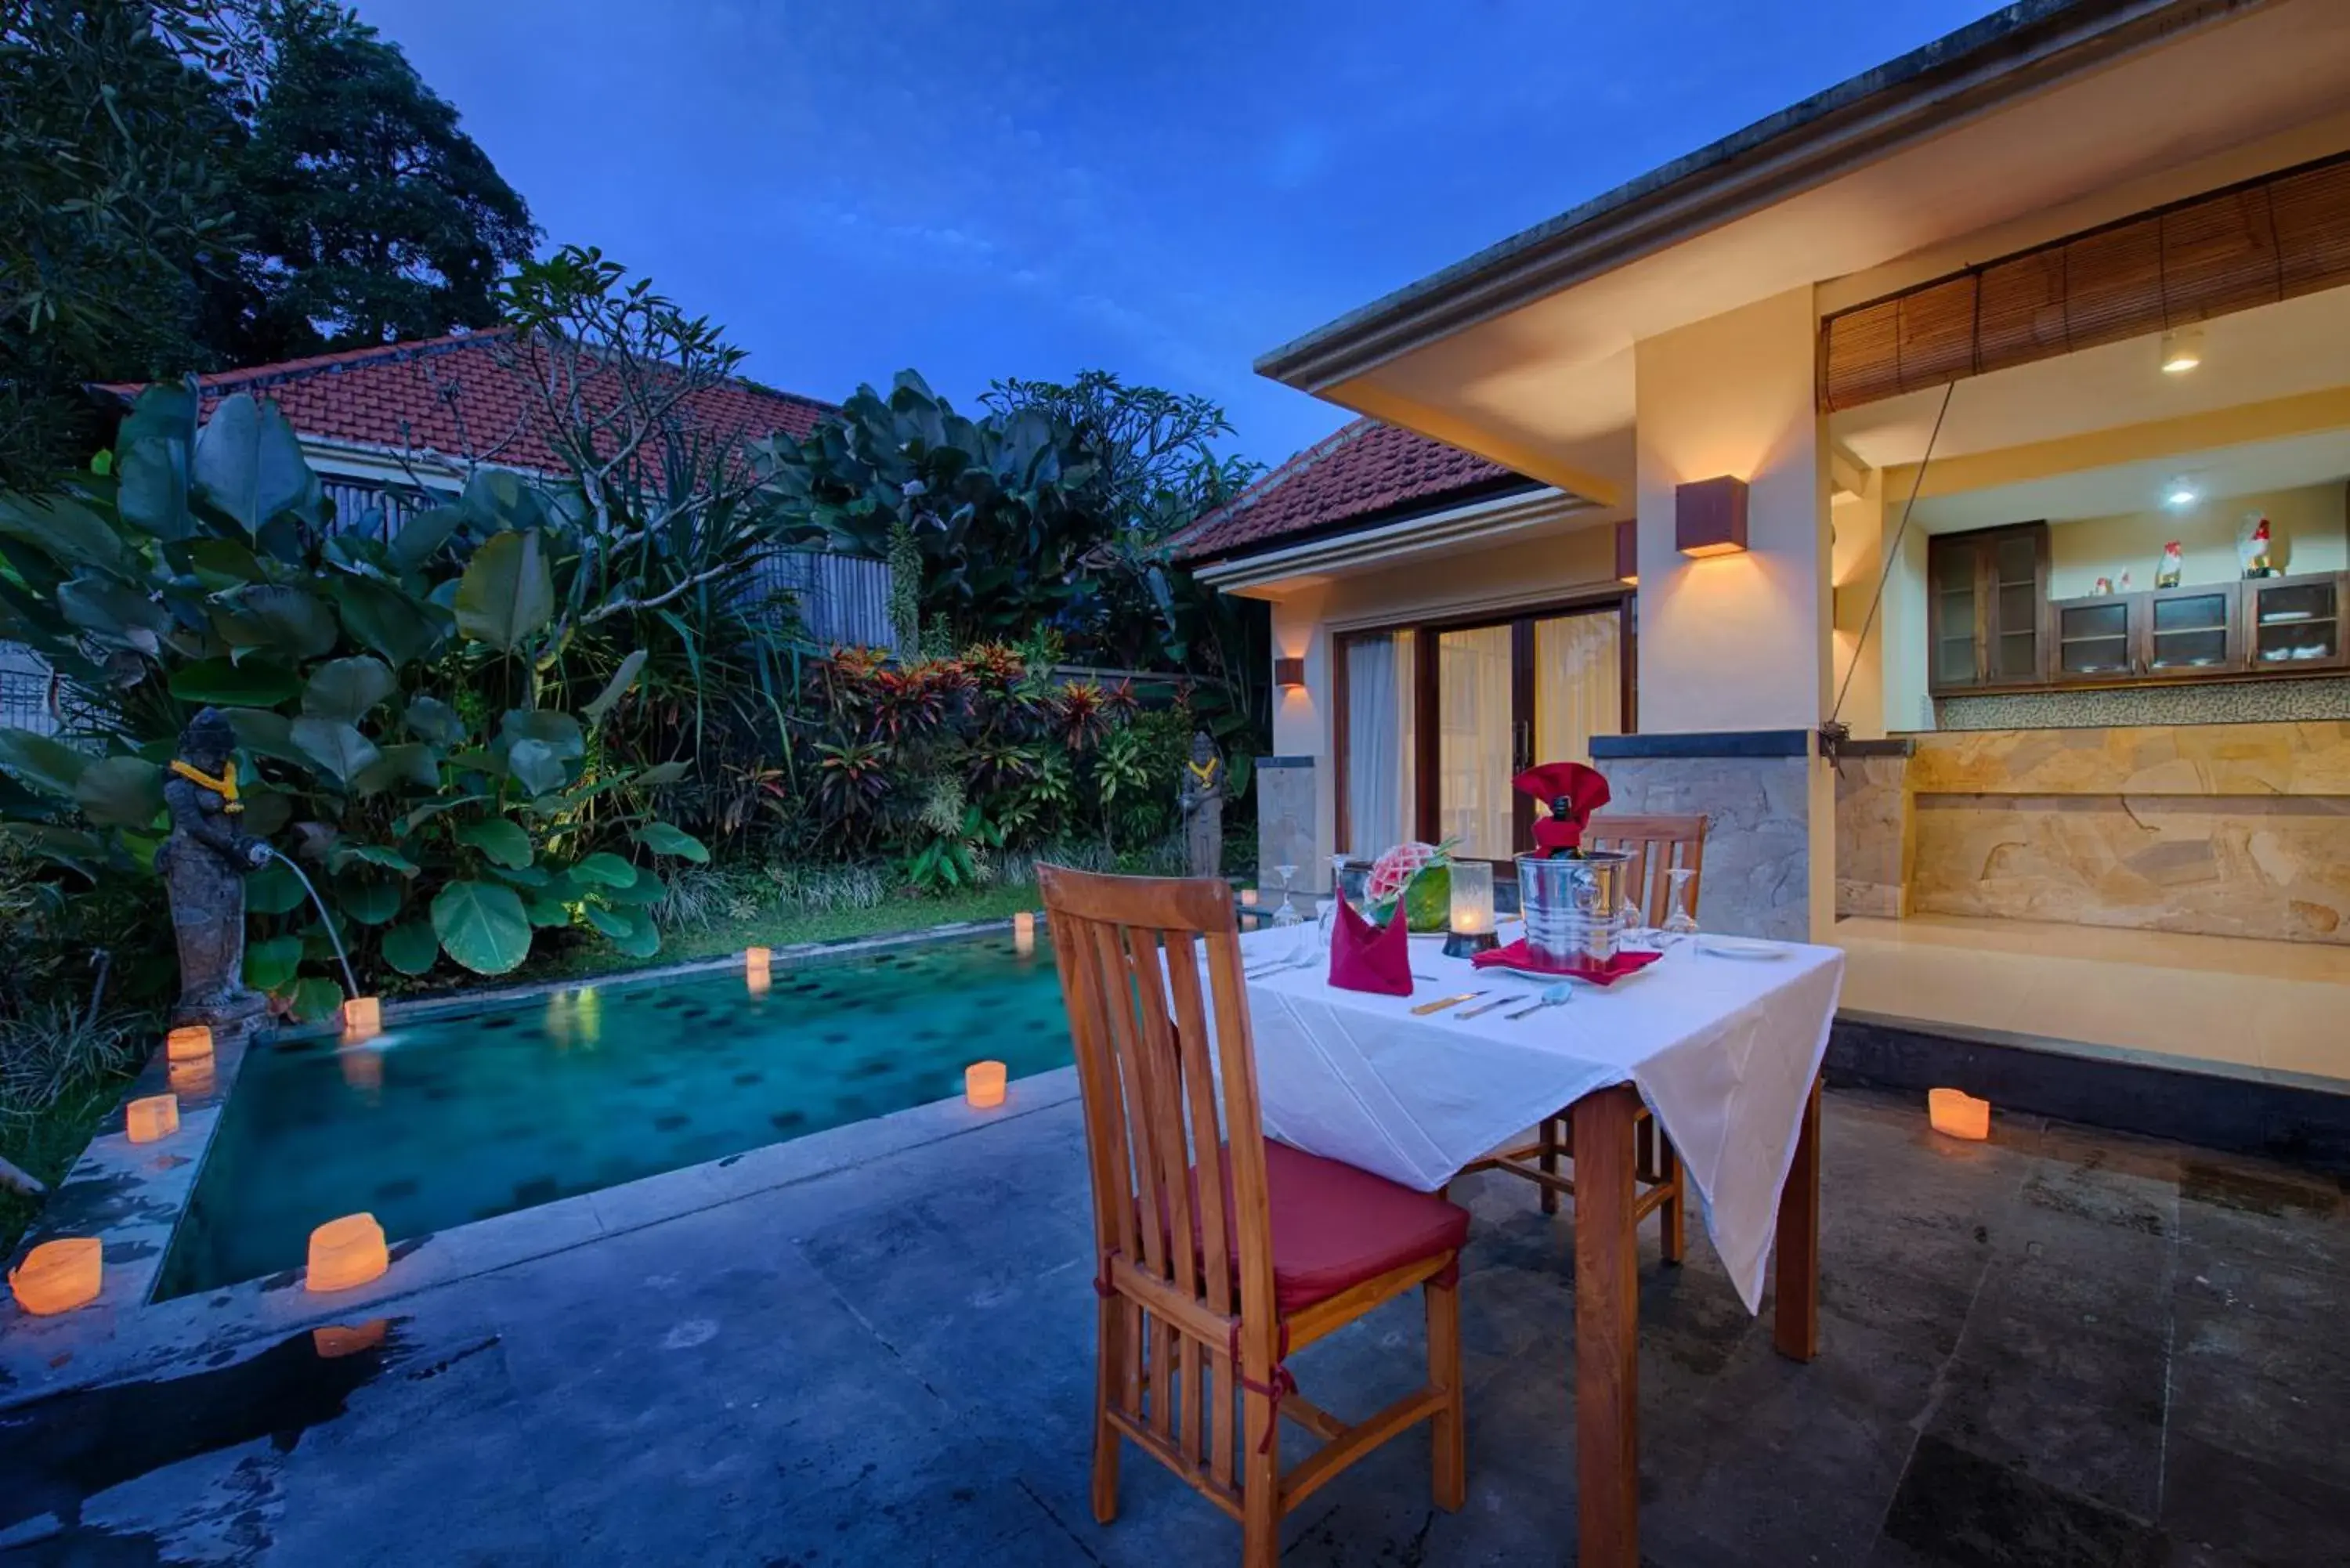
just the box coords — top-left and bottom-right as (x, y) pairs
(2044, 482), (2348, 598)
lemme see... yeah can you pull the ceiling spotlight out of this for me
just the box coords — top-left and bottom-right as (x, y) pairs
(2166, 482), (2199, 508)
(2159, 324), (2204, 375)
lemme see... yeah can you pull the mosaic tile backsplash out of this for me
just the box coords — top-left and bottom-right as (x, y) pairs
(1936, 676), (2350, 732)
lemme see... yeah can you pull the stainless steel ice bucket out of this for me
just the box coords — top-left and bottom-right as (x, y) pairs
(1514, 849), (1632, 966)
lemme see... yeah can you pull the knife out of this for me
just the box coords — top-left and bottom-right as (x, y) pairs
(1410, 990), (1486, 1016)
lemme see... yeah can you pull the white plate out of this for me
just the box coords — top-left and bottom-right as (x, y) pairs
(1696, 937), (1783, 960)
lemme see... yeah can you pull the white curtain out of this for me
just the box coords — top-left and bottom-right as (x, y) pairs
(1533, 612), (1623, 766)
(1343, 632), (1414, 854)
(1437, 626), (1515, 858)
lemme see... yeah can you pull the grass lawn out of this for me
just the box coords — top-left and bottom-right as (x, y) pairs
(1, 1070), (134, 1256)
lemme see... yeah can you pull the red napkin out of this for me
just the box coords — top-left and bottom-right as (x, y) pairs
(1470, 940), (1663, 987)
(1328, 895), (1412, 996)
(1513, 761), (1612, 855)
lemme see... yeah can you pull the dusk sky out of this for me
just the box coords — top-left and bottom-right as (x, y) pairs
(354, 0), (2003, 466)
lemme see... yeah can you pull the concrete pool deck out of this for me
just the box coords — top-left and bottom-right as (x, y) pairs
(5, 1083), (2348, 1566)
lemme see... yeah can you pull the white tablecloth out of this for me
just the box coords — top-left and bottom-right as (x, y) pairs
(1234, 925), (1844, 1314)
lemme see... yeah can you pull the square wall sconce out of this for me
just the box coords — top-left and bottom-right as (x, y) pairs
(1614, 519), (1639, 585)
(1676, 475), (1748, 558)
(1274, 656), (1308, 689)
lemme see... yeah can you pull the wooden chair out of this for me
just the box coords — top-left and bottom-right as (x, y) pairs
(1039, 865), (1469, 1568)
(1467, 814), (1709, 1260)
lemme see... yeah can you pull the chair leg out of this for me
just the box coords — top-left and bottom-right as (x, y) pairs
(1538, 1117), (1561, 1216)
(1091, 1293), (1123, 1524)
(1658, 1136), (1686, 1266)
(1240, 1382), (1282, 1568)
(1425, 1272), (1466, 1512)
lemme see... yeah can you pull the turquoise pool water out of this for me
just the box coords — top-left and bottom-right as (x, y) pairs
(156, 934), (1068, 1298)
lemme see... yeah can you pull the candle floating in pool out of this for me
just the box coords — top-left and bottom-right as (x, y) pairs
(9, 1237), (102, 1315)
(164, 1024), (212, 1062)
(965, 1060), (1007, 1110)
(745, 946), (772, 995)
(306, 1213), (389, 1292)
(1928, 1088), (1990, 1141)
(125, 1093), (179, 1144)
(342, 995), (381, 1040)
(1013, 911), (1036, 955)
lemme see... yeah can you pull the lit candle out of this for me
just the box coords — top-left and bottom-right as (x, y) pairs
(965, 1060), (1007, 1109)
(8, 1237), (103, 1315)
(1928, 1088), (1990, 1141)
(744, 945), (772, 966)
(744, 945), (772, 994)
(1239, 887), (1259, 907)
(1444, 860), (1499, 957)
(342, 996), (381, 1040)
(168, 1057), (216, 1099)
(306, 1213), (389, 1293)
(164, 1024), (212, 1062)
(125, 1093), (179, 1144)
(1013, 911), (1036, 955)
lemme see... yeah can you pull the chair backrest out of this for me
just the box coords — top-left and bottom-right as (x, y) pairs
(1585, 813), (1708, 927)
(1039, 865), (1278, 1340)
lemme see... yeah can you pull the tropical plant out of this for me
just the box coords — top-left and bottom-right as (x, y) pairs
(0, 383), (709, 1010)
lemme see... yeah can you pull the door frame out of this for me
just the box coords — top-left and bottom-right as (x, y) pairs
(1332, 587), (1635, 858)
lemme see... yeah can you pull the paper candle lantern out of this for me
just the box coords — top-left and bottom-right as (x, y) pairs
(9, 1237), (102, 1315)
(965, 1060), (1007, 1110)
(168, 1057), (216, 1099)
(306, 1213), (389, 1292)
(164, 1024), (212, 1062)
(1444, 859), (1499, 958)
(1013, 910), (1036, 955)
(342, 995), (382, 1039)
(1239, 887), (1259, 907)
(744, 945), (771, 966)
(1928, 1088), (1990, 1141)
(313, 1319), (389, 1359)
(125, 1093), (179, 1144)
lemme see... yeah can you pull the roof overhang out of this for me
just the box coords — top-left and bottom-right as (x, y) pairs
(1191, 486), (1604, 598)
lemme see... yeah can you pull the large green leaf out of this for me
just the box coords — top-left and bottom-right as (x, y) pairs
(609, 906), (661, 959)
(598, 868), (664, 907)
(633, 822), (708, 863)
(191, 393), (312, 537)
(453, 529), (553, 652)
(289, 976), (345, 1024)
(523, 897), (573, 928)
(183, 537), (265, 591)
(170, 658), (301, 707)
(245, 858), (309, 916)
(350, 742), (440, 797)
(116, 436), (193, 542)
(331, 575), (450, 669)
(2, 824), (110, 877)
(331, 869), (403, 926)
(569, 851), (638, 888)
(380, 919), (440, 977)
(291, 717), (381, 785)
(455, 817), (533, 869)
(0, 729), (92, 797)
(461, 468), (551, 533)
(503, 738), (568, 797)
(328, 841), (421, 876)
(582, 903), (631, 939)
(388, 505), (465, 575)
(499, 707), (584, 759)
(0, 493), (132, 576)
(244, 934), (304, 992)
(582, 649), (647, 722)
(233, 584), (339, 661)
(59, 576), (168, 653)
(302, 656), (396, 724)
(633, 760), (690, 786)
(431, 880), (533, 975)
(403, 695), (465, 748)
(222, 707), (307, 765)
(73, 757), (164, 829)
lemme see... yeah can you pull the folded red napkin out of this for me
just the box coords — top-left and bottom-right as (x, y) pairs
(1328, 895), (1412, 995)
(1470, 940), (1663, 987)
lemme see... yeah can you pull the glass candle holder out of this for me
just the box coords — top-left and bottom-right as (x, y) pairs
(1443, 860), (1498, 958)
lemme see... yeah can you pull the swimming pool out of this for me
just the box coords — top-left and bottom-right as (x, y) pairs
(156, 933), (1068, 1299)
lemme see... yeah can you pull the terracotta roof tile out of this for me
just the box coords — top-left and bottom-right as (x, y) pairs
(96, 330), (834, 477)
(1174, 417), (1524, 562)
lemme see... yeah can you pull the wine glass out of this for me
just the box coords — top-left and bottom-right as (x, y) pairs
(1316, 853), (1354, 956)
(1661, 867), (1699, 954)
(1616, 865), (1650, 950)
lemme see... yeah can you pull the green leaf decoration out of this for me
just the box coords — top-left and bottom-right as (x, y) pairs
(632, 760), (689, 786)
(431, 879), (533, 975)
(523, 898), (573, 928)
(582, 649), (647, 722)
(503, 737), (569, 797)
(403, 695), (466, 747)
(168, 657), (302, 707)
(582, 903), (631, 939)
(291, 717), (381, 785)
(456, 817), (533, 869)
(234, 584), (340, 660)
(0, 728), (92, 797)
(192, 393), (313, 537)
(73, 757), (164, 829)
(244, 934), (304, 993)
(610, 907), (661, 959)
(289, 976), (346, 1024)
(302, 656), (396, 724)
(331, 869), (403, 926)
(569, 851), (638, 888)
(245, 858), (308, 916)
(453, 529), (554, 652)
(331, 575), (450, 669)
(349, 742), (440, 797)
(632, 822), (708, 863)
(329, 842), (421, 877)
(388, 504), (465, 575)
(381, 919), (441, 977)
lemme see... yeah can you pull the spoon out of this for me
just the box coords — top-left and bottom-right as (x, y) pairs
(1505, 983), (1575, 1021)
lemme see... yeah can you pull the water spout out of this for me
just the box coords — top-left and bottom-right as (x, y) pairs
(262, 847), (362, 1003)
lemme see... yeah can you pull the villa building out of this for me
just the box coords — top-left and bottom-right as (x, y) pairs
(1185, 0), (2350, 1105)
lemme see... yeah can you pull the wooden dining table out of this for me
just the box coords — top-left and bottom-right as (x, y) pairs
(1234, 925), (1844, 1568)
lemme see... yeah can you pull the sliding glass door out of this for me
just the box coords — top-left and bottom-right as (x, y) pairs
(1336, 598), (1629, 861)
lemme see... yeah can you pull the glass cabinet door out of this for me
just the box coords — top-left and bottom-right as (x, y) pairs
(1930, 542), (1983, 688)
(2052, 598), (2135, 680)
(1988, 530), (2044, 681)
(2247, 574), (2345, 670)
(2146, 585), (2240, 674)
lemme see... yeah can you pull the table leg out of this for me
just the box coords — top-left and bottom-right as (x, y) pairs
(1571, 1084), (1640, 1568)
(1773, 1074), (1822, 1363)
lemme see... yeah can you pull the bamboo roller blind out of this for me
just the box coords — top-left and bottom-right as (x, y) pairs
(1819, 150), (2350, 413)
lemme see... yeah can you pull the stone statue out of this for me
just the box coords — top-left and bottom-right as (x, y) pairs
(1178, 730), (1224, 880)
(159, 707), (273, 1033)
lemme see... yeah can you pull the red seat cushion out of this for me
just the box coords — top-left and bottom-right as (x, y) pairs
(1144, 1140), (1470, 1317)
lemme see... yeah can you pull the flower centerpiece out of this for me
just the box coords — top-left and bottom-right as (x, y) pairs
(1364, 839), (1459, 934)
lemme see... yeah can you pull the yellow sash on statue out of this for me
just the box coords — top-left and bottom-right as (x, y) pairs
(169, 759), (242, 814)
